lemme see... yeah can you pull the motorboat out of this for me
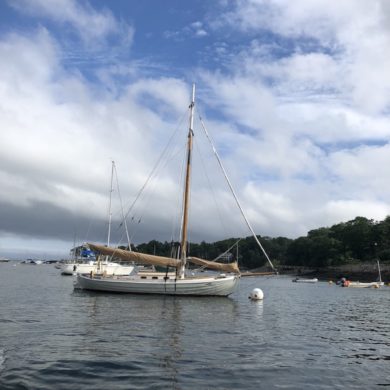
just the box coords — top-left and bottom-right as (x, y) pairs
(61, 260), (134, 276)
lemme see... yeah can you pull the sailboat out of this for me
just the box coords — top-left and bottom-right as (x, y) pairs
(341, 260), (384, 288)
(75, 84), (275, 296)
(376, 259), (384, 286)
(62, 162), (134, 276)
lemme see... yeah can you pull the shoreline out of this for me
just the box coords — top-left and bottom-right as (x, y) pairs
(250, 263), (390, 283)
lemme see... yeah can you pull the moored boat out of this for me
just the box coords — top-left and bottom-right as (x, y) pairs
(61, 260), (134, 276)
(345, 281), (380, 288)
(340, 260), (384, 288)
(75, 84), (276, 296)
(75, 271), (238, 296)
(292, 277), (318, 283)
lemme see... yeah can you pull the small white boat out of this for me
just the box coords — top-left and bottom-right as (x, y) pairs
(341, 259), (384, 288)
(21, 259), (43, 265)
(343, 281), (380, 288)
(61, 260), (134, 276)
(292, 277), (318, 283)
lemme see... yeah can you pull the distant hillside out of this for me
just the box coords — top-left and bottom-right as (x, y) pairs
(124, 216), (390, 271)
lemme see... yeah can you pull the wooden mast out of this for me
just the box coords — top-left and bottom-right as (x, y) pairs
(178, 84), (195, 279)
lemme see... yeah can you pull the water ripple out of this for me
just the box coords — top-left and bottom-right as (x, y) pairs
(1, 266), (390, 389)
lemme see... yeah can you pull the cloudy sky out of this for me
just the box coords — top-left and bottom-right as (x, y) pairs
(1, 0), (390, 259)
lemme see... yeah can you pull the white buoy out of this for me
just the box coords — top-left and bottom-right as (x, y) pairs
(249, 288), (264, 300)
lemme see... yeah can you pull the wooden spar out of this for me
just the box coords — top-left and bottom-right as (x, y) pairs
(178, 84), (195, 279)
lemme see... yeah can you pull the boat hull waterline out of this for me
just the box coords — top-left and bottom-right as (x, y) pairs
(75, 274), (240, 296)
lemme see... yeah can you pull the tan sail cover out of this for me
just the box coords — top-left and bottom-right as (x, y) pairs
(88, 243), (181, 268)
(88, 243), (240, 274)
(187, 256), (240, 274)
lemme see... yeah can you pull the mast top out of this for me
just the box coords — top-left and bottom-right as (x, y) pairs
(191, 84), (195, 106)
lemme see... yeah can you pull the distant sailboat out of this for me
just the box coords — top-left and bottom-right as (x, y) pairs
(61, 162), (134, 276)
(377, 259), (384, 286)
(341, 259), (384, 288)
(75, 84), (275, 296)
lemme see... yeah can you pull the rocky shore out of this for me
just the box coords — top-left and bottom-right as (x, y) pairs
(275, 262), (390, 283)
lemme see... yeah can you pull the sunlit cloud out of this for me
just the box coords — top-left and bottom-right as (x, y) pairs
(1, 0), (390, 258)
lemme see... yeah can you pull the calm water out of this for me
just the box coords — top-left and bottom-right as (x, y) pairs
(0, 263), (389, 389)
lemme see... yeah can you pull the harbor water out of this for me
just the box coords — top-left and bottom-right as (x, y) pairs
(0, 263), (389, 389)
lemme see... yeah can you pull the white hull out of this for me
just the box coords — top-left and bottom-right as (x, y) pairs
(346, 281), (381, 288)
(293, 278), (318, 283)
(61, 262), (134, 276)
(75, 273), (240, 296)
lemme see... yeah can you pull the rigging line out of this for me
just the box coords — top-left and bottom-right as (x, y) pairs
(189, 238), (241, 272)
(246, 274), (278, 291)
(213, 238), (242, 262)
(197, 112), (277, 272)
(124, 150), (179, 242)
(124, 134), (185, 240)
(193, 135), (229, 241)
(113, 162), (132, 250)
(125, 191), (152, 243)
(110, 174), (162, 251)
(103, 167), (133, 251)
(107, 160), (115, 248)
(122, 108), (188, 223)
(82, 218), (93, 247)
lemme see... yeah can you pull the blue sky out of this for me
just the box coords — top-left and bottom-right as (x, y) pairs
(1, 0), (390, 259)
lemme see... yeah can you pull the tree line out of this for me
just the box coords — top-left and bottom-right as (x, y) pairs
(126, 216), (390, 270)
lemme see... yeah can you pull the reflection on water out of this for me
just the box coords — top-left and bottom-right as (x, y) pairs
(0, 265), (389, 389)
(157, 298), (183, 389)
(0, 348), (5, 373)
(250, 300), (264, 316)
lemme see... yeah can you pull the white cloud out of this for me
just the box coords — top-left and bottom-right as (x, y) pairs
(0, 28), (190, 246)
(164, 20), (208, 41)
(323, 200), (390, 226)
(329, 144), (390, 195)
(200, 73), (277, 131)
(191, 22), (208, 37)
(10, 0), (134, 45)
(2, 0), (390, 258)
(217, 0), (390, 114)
(194, 0), (390, 234)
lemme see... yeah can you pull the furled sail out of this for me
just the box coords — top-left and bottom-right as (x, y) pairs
(187, 256), (240, 274)
(88, 243), (181, 268)
(88, 243), (240, 274)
